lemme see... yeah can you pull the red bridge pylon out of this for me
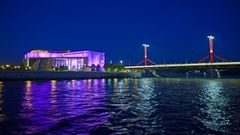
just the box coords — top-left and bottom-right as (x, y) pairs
(137, 44), (156, 66)
(198, 36), (228, 63)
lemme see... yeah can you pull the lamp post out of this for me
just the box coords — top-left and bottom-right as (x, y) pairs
(142, 44), (149, 66)
(207, 35), (214, 63)
(120, 60), (123, 65)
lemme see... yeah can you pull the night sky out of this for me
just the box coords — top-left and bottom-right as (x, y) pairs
(1, 0), (240, 65)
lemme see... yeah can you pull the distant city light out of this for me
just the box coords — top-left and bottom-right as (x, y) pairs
(120, 60), (123, 65)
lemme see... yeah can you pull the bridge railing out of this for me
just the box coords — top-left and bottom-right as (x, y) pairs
(125, 62), (240, 69)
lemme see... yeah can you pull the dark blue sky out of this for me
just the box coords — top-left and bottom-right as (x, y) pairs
(1, 0), (240, 65)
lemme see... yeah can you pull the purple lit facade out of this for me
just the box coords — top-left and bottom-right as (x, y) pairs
(24, 50), (105, 71)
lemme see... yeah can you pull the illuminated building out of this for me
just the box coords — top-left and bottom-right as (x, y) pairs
(24, 50), (105, 71)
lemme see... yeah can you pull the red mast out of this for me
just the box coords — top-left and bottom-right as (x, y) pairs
(143, 44), (149, 66)
(136, 44), (156, 66)
(208, 36), (214, 63)
(197, 35), (228, 63)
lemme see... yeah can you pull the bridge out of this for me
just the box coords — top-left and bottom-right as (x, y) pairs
(124, 36), (240, 78)
(125, 62), (240, 70)
(125, 62), (240, 78)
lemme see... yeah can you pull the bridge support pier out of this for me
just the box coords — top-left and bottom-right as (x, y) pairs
(209, 67), (221, 78)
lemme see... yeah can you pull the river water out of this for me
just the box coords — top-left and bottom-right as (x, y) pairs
(0, 78), (240, 134)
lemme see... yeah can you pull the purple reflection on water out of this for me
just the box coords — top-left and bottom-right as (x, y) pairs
(2, 79), (240, 134)
(19, 79), (109, 134)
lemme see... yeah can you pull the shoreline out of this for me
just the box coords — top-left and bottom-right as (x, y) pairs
(1, 71), (240, 80)
(0, 71), (141, 80)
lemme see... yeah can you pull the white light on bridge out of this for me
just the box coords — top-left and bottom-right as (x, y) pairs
(207, 35), (214, 39)
(142, 44), (149, 47)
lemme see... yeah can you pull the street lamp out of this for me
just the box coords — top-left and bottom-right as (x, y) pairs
(120, 60), (123, 65)
(208, 35), (214, 63)
(142, 44), (149, 65)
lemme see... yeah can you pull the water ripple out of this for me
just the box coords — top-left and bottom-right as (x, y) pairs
(0, 78), (239, 134)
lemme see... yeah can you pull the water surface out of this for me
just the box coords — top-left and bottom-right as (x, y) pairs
(0, 78), (240, 134)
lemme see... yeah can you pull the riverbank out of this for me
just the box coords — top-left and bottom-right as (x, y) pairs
(0, 71), (141, 80)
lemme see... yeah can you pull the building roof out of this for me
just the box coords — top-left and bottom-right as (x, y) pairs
(25, 50), (104, 59)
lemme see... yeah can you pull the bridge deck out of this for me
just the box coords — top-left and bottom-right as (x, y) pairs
(125, 62), (240, 69)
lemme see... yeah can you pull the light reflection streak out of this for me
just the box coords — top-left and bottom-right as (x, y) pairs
(113, 78), (117, 96)
(118, 80), (124, 93)
(71, 80), (76, 90)
(88, 79), (92, 88)
(133, 79), (139, 98)
(113, 79), (128, 97)
(123, 79), (127, 96)
(51, 80), (56, 92)
(139, 79), (155, 100)
(50, 80), (57, 103)
(0, 81), (5, 122)
(0, 82), (3, 93)
(107, 79), (111, 86)
(199, 80), (230, 132)
(93, 79), (99, 93)
(135, 79), (164, 133)
(83, 79), (87, 88)
(25, 81), (32, 110)
(93, 79), (98, 86)
(99, 79), (105, 91)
